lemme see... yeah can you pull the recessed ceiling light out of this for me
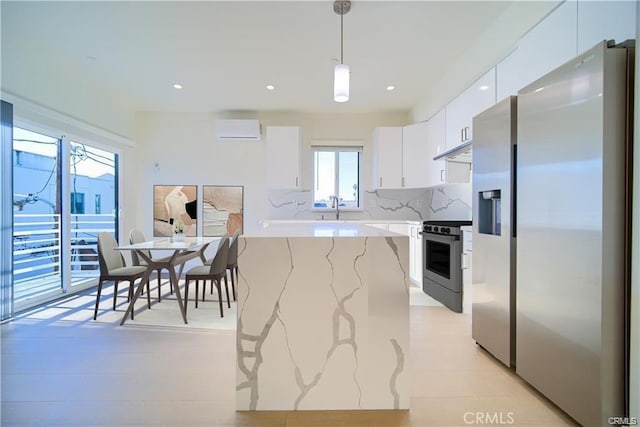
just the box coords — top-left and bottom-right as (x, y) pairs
(173, 84), (183, 90)
(479, 85), (489, 91)
(386, 85), (396, 91)
(266, 84), (275, 90)
(534, 87), (544, 93)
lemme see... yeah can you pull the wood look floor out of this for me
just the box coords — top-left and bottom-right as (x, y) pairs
(0, 282), (578, 426)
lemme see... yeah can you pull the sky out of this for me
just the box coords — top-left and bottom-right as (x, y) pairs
(14, 127), (115, 179)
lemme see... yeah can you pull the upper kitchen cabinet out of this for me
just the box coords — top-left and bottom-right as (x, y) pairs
(372, 127), (403, 189)
(577, 1), (636, 54)
(425, 110), (447, 186)
(402, 121), (429, 188)
(266, 126), (301, 189)
(402, 111), (447, 188)
(445, 68), (496, 150)
(501, 0), (577, 97)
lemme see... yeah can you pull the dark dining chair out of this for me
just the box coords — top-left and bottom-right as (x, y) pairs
(94, 232), (150, 320)
(184, 236), (230, 317)
(226, 229), (241, 301)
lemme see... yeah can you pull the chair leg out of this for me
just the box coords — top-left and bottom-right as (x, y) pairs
(195, 280), (199, 309)
(113, 281), (119, 310)
(157, 269), (162, 302)
(129, 280), (134, 320)
(203, 280), (207, 302)
(224, 275), (231, 308)
(215, 278), (224, 318)
(230, 267), (236, 301)
(93, 279), (104, 320)
(145, 279), (151, 309)
(184, 279), (189, 316)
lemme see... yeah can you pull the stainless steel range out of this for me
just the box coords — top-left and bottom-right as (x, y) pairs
(421, 220), (471, 313)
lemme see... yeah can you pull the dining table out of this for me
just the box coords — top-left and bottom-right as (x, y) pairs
(116, 236), (220, 325)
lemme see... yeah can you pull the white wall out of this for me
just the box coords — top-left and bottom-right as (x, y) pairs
(126, 110), (409, 237)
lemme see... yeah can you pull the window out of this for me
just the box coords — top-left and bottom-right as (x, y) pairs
(312, 146), (361, 209)
(70, 192), (85, 214)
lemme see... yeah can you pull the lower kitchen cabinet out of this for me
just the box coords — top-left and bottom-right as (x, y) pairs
(461, 226), (472, 313)
(409, 223), (422, 285)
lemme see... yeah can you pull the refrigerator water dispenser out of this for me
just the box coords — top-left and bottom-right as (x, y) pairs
(478, 190), (501, 235)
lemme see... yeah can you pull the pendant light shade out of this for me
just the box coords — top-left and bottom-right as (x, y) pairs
(334, 63), (350, 103)
(333, 1), (351, 103)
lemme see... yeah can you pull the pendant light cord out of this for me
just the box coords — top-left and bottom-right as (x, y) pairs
(340, 2), (344, 64)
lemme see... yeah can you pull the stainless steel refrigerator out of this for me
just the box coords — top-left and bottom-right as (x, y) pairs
(472, 96), (517, 369)
(516, 41), (632, 425)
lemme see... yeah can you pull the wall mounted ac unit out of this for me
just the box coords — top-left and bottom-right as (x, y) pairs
(214, 119), (262, 141)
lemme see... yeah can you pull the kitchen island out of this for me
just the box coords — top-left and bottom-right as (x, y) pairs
(236, 222), (409, 411)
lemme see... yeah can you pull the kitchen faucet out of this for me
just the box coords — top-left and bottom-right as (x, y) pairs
(331, 195), (340, 220)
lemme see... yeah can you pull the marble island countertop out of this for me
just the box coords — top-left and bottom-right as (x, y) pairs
(237, 223), (410, 410)
(250, 221), (413, 237)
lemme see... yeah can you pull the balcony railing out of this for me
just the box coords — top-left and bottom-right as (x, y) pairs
(13, 213), (116, 305)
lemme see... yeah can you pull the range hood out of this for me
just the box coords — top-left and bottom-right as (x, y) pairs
(433, 140), (472, 162)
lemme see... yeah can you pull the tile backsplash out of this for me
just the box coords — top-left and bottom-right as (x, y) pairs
(267, 183), (471, 221)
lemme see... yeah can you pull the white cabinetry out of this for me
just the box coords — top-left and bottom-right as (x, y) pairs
(409, 223), (423, 285)
(496, 47), (526, 102)
(266, 126), (301, 189)
(445, 68), (496, 149)
(372, 127), (403, 189)
(402, 111), (446, 188)
(497, 0), (634, 101)
(461, 226), (472, 313)
(425, 110), (447, 186)
(402, 121), (429, 188)
(577, 1), (636, 54)
(498, 0), (577, 100)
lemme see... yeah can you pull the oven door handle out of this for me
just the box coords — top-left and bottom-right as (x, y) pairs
(421, 232), (459, 242)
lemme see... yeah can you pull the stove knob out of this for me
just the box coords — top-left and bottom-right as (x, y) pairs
(425, 225), (432, 231)
(433, 227), (439, 232)
(443, 227), (450, 234)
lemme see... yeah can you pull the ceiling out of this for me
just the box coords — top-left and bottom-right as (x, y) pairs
(2, 1), (558, 116)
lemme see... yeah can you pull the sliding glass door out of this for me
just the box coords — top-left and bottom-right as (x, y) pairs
(68, 141), (117, 289)
(12, 127), (118, 312)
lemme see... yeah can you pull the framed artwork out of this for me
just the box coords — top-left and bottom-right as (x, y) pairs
(202, 185), (243, 237)
(153, 185), (197, 237)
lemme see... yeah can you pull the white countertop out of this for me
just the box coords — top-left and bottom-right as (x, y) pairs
(244, 221), (409, 238)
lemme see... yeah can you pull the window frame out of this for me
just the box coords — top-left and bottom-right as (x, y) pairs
(311, 145), (363, 211)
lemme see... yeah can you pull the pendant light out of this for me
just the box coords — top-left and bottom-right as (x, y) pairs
(334, 1), (351, 103)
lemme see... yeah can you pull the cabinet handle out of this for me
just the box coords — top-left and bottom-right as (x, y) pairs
(464, 126), (470, 141)
(461, 253), (467, 269)
(402, 177), (405, 187)
(440, 169), (445, 182)
(295, 176), (298, 187)
(380, 177), (383, 187)
(460, 128), (464, 142)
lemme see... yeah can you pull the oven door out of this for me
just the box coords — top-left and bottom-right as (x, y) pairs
(422, 232), (462, 292)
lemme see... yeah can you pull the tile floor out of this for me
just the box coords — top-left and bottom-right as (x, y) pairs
(0, 282), (578, 426)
